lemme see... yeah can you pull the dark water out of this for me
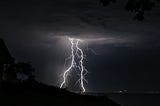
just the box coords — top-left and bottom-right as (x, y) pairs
(108, 94), (160, 106)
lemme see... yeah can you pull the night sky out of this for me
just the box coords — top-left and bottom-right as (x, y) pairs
(0, 0), (160, 92)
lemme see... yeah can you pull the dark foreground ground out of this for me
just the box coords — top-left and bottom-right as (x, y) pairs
(0, 81), (120, 106)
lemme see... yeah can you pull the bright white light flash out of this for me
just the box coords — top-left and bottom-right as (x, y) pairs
(60, 37), (88, 92)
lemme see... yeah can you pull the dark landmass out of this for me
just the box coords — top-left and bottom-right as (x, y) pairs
(0, 81), (120, 106)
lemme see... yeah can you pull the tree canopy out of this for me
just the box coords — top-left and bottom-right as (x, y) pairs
(99, 0), (160, 20)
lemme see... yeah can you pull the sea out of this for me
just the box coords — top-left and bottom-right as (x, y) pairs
(108, 94), (160, 106)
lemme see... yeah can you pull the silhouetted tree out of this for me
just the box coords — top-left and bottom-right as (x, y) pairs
(0, 62), (35, 82)
(125, 0), (155, 20)
(4, 64), (17, 80)
(15, 62), (35, 82)
(99, 0), (160, 20)
(99, 0), (116, 6)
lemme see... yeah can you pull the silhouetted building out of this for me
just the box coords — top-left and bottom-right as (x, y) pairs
(0, 38), (14, 80)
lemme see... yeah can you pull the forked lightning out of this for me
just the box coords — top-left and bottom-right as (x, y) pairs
(60, 38), (87, 92)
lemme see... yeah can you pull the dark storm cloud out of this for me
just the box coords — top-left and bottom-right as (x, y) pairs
(0, 0), (160, 91)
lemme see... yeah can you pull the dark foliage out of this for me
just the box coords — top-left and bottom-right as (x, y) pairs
(0, 62), (35, 81)
(15, 62), (35, 81)
(99, 0), (116, 6)
(125, 0), (155, 20)
(99, 0), (159, 21)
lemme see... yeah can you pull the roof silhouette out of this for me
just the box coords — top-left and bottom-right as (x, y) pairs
(0, 38), (14, 64)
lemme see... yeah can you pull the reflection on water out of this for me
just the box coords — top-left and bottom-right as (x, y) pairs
(108, 94), (160, 106)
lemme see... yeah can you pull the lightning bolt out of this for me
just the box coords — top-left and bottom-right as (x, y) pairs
(60, 38), (75, 88)
(60, 37), (87, 93)
(75, 39), (86, 92)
